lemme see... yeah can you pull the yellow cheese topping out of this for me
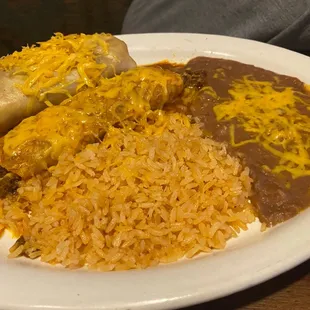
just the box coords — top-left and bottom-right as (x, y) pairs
(98, 66), (177, 105)
(3, 106), (100, 161)
(0, 32), (111, 104)
(2, 67), (183, 161)
(213, 77), (310, 179)
(62, 66), (183, 115)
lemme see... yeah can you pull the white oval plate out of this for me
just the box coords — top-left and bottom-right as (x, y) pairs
(1, 33), (310, 310)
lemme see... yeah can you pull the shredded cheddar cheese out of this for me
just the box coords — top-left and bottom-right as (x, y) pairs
(63, 66), (183, 112)
(3, 106), (100, 160)
(213, 77), (310, 178)
(0, 32), (112, 104)
(213, 68), (226, 80)
(2, 67), (183, 165)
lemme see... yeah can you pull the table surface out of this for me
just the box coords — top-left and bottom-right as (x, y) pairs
(184, 259), (310, 310)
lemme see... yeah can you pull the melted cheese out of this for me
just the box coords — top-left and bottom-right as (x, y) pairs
(3, 106), (98, 160)
(2, 67), (183, 163)
(0, 32), (112, 103)
(213, 77), (310, 179)
(213, 68), (226, 80)
(63, 66), (182, 115)
(99, 66), (178, 105)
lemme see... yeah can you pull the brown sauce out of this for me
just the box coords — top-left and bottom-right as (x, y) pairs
(156, 57), (310, 226)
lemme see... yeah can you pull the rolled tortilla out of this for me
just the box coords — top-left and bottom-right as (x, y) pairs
(0, 66), (183, 179)
(0, 33), (136, 135)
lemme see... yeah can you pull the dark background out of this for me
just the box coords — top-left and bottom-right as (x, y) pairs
(0, 0), (133, 56)
(0, 0), (309, 57)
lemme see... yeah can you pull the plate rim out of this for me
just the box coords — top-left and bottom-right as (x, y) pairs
(1, 33), (310, 310)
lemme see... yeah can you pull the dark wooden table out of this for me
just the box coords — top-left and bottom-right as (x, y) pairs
(184, 259), (310, 310)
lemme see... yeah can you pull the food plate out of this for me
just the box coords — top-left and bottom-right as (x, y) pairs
(1, 33), (310, 310)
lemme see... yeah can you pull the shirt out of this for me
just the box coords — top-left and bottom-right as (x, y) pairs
(122, 0), (310, 53)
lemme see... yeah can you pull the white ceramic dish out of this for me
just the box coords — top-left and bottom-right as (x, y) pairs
(0, 33), (310, 310)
